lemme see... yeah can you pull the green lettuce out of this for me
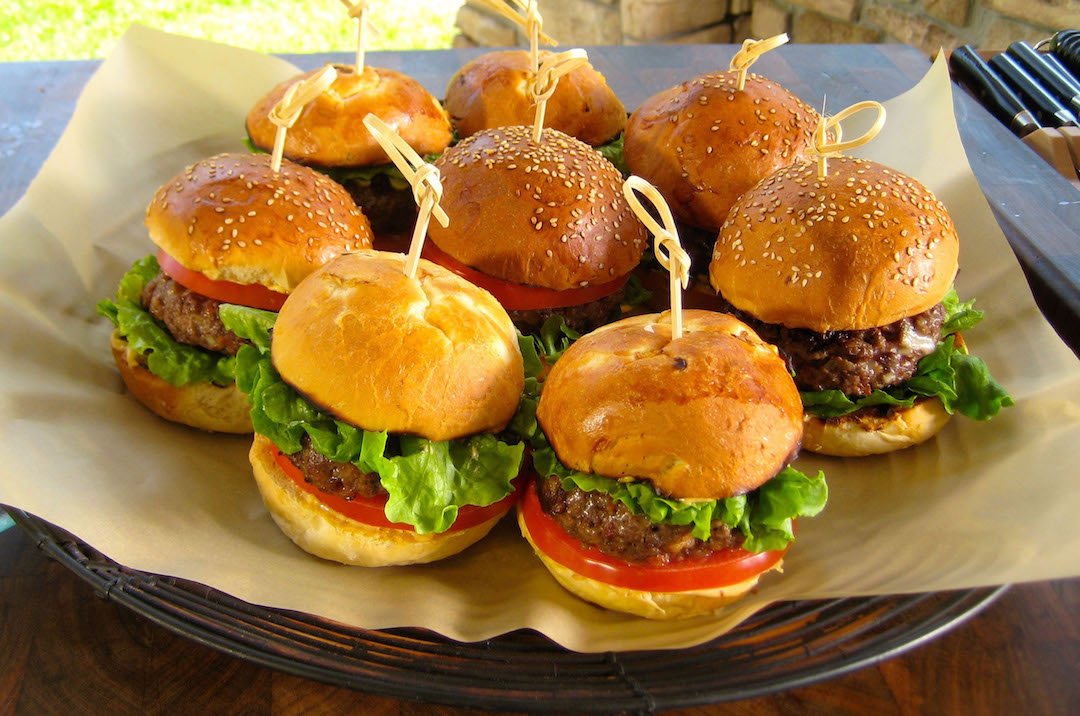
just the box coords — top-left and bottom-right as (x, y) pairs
(243, 136), (430, 190)
(96, 255), (236, 387)
(532, 436), (827, 553)
(596, 133), (627, 176)
(219, 304), (524, 534)
(801, 288), (1012, 421)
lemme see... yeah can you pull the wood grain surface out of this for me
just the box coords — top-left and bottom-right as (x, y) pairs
(1, 43), (1079, 714)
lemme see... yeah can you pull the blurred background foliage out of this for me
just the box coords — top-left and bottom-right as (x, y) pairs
(0, 0), (465, 61)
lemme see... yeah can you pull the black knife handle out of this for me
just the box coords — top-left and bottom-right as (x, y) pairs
(950, 46), (1041, 136)
(1006, 41), (1080, 117)
(989, 52), (1080, 128)
(1048, 30), (1080, 78)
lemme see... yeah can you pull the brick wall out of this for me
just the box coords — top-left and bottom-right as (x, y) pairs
(454, 0), (1079, 56)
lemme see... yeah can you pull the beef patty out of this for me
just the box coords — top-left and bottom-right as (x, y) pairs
(715, 296), (947, 397)
(536, 475), (741, 566)
(286, 435), (386, 501)
(509, 286), (627, 336)
(141, 273), (247, 355)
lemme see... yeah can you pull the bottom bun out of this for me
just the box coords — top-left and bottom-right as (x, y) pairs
(517, 508), (776, 620)
(250, 434), (507, 567)
(110, 330), (252, 434)
(802, 397), (952, 457)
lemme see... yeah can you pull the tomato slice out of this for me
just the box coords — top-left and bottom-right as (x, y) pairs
(520, 479), (787, 592)
(157, 249), (287, 311)
(422, 241), (627, 311)
(271, 444), (522, 533)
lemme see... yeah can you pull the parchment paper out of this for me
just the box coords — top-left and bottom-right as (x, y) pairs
(1, 26), (1078, 653)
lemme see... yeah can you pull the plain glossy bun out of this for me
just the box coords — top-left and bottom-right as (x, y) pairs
(270, 251), (523, 442)
(246, 64), (452, 167)
(517, 508), (775, 619)
(146, 153), (373, 293)
(250, 435), (508, 566)
(624, 71), (817, 231)
(430, 125), (647, 291)
(709, 156), (960, 332)
(444, 49), (626, 146)
(109, 331), (252, 433)
(536, 310), (802, 500)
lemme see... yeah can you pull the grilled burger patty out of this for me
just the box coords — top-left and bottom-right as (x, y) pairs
(715, 296), (947, 397)
(509, 286), (627, 336)
(286, 436), (386, 501)
(141, 273), (246, 355)
(536, 475), (740, 565)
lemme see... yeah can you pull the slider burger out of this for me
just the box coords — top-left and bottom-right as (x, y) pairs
(518, 310), (827, 619)
(97, 153), (372, 433)
(246, 65), (453, 236)
(444, 49), (627, 160)
(709, 156), (1012, 456)
(425, 124), (648, 335)
(623, 68), (817, 266)
(219, 251), (526, 566)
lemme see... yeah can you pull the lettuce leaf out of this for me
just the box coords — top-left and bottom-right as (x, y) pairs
(801, 289), (1012, 420)
(243, 136), (430, 190)
(596, 133), (627, 176)
(219, 304), (524, 534)
(530, 435), (827, 553)
(96, 255), (236, 387)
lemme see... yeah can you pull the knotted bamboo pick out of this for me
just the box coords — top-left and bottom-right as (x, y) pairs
(469, 0), (558, 75)
(339, 0), (376, 73)
(813, 100), (886, 178)
(267, 65), (338, 173)
(623, 176), (691, 341)
(729, 33), (789, 91)
(362, 113), (449, 279)
(531, 49), (589, 143)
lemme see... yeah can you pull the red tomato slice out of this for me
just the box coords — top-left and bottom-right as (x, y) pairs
(422, 241), (627, 311)
(157, 249), (287, 311)
(520, 478), (787, 592)
(271, 444), (522, 533)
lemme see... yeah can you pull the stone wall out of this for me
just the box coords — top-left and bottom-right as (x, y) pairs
(454, 0), (1079, 57)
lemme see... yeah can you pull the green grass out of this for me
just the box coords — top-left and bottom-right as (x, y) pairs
(0, 0), (465, 61)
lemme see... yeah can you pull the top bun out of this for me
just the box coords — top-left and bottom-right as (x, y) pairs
(146, 153), (373, 293)
(246, 65), (453, 167)
(429, 125), (647, 291)
(536, 310), (803, 500)
(444, 49), (627, 146)
(271, 251), (524, 442)
(709, 156), (960, 332)
(624, 71), (817, 231)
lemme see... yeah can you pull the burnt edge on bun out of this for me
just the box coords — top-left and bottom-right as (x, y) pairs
(624, 71), (817, 233)
(430, 125), (648, 293)
(444, 49), (627, 147)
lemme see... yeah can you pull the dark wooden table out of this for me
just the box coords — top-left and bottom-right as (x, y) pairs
(2, 44), (1079, 714)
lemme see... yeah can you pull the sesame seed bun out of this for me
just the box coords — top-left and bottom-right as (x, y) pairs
(146, 153), (373, 293)
(270, 250), (524, 442)
(444, 49), (627, 147)
(624, 71), (818, 232)
(250, 435), (509, 566)
(708, 156), (960, 332)
(429, 125), (647, 291)
(536, 310), (803, 500)
(109, 331), (252, 434)
(245, 64), (452, 168)
(517, 506), (775, 620)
